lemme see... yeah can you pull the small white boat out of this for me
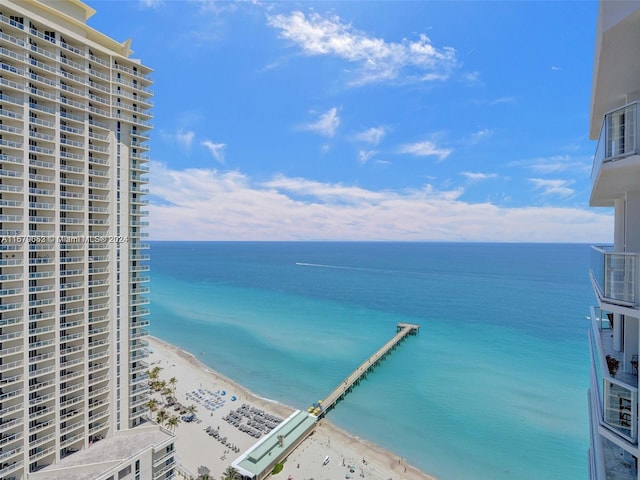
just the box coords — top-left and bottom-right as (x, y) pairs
(323, 455), (330, 466)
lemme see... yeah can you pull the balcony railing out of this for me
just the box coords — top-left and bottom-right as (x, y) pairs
(591, 246), (639, 307)
(593, 102), (640, 188)
(589, 307), (639, 444)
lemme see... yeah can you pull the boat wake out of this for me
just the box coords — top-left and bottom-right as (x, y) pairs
(295, 262), (409, 277)
(296, 262), (429, 280)
(295, 262), (361, 271)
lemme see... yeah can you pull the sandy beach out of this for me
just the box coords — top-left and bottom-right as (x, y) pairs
(147, 336), (435, 480)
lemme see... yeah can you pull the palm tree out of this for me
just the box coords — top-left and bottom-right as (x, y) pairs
(156, 409), (168, 425)
(221, 466), (241, 480)
(186, 404), (197, 415)
(168, 376), (177, 395)
(197, 466), (212, 480)
(166, 414), (181, 432)
(148, 366), (162, 382)
(146, 398), (159, 412)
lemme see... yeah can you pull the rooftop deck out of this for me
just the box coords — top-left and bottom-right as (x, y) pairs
(30, 425), (174, 480)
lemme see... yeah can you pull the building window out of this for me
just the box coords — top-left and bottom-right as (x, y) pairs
(118, 465), (131, 479)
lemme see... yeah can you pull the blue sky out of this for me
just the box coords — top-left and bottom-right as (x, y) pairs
(86, 0), (611, 242)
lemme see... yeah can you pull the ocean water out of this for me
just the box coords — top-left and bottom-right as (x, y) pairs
(148, 242), (592, 480)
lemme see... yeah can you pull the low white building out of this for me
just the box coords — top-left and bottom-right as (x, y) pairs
(30, 426), (175, 480)
(232, 410), (317, 480)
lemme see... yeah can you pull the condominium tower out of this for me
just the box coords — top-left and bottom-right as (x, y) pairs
(588, 1), (640, 479)
(0, 1), (174, 479)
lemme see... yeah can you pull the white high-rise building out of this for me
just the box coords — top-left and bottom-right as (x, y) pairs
(588, 2), (640, 479)
(0, 1), (174, 479)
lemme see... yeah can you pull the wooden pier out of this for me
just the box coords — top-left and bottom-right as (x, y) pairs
(311, 323), (420, 417)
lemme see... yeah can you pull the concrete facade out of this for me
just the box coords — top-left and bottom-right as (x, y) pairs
(0, 1), (174, 478)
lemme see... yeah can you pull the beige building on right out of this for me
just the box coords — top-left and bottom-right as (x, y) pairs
(589, 1), (640, 479)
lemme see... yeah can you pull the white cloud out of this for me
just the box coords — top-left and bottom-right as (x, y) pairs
(460, 172), (498, 183)
(147, 162), (612, 242)
(551, 66), (561, 71)
(470, 128), (492, 145)
(301, 107), (340, 137)
(176, 129), (195, 148)
(526, 155), (591, 174)
(267, 11), (457, 85)
(509, 155), (591, 175)
(358, 150), (377, 164)
(354, 127), (386, 145)
(529, 178), (575, 198)
(261, 174), (394, 204)
(461, 70), (481, 85)
(140, 0), (163, 8)
(202, 140), (226, 164)
(180, 1), (237, 46)
(477, 96), (517, 106)
(197, 0), (238, 15)
(421, 73), (449, 82)
(398, 140), (452, 161)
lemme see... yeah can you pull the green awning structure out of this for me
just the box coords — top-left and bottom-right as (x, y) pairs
(232, 410), (317, 480)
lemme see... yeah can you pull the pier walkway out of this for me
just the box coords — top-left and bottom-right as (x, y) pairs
(312, 323), (420, 417)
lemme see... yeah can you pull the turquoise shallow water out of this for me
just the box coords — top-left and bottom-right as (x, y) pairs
(148, 242), (591, 480)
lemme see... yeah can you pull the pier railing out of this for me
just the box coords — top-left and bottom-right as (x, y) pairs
(313, 323), (419, 417)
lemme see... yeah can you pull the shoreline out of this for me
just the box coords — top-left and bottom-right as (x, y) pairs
(147, 335), (436, 480)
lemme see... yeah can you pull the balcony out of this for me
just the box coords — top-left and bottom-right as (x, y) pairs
(591, 246), (639, 308)
(130, 395), (150, 409)
(589, 307), (639, 448)
(0, 417), (23, 434)
(0, 459), (23, 479)
(592, 102), (640, 206)
(153, 457), (176, 480)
